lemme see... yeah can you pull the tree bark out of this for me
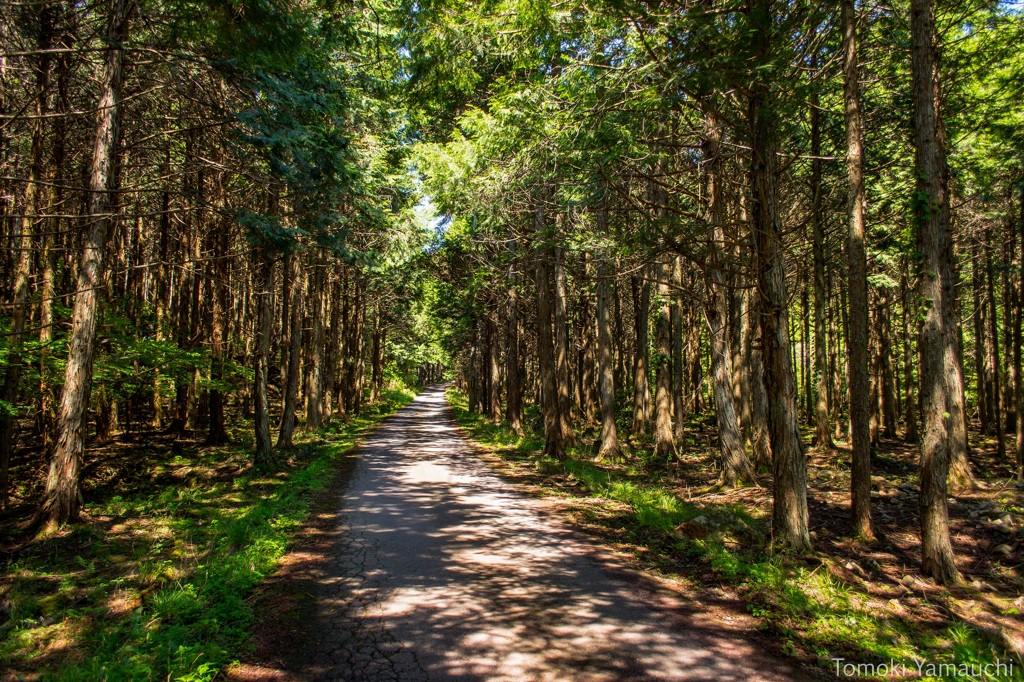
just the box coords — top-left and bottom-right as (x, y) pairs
(810, 89), (833, 449)
(36, 0), (130, 528)
(704, 109), (757, 485)
(972, 242), (989, 432)
(253, 251), (275, 466)
(277, 252), (302, 447)
(671, 258), (687, 443)
(505, 239), (524, 435)
(902, 264), (920, 443)
(0, 4), (52, 506)
(749, 2), (809, 549)
(306, 261), (325, 429)
(985, 227), (1005, 458)
(911, 0), (960, 583)
(535, 206), (564, 457)
(595, 203), (623, 461)
(1016, 186), (1024, 481)
(488, 312), (501, 422)
(553, 246), (574, 441)
(842, 0), (873, 539)
(653, 260), (676, 460)
(207, 206), (230, 445)
(631, 272), (652, 438)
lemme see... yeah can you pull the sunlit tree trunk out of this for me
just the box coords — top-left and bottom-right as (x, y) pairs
(631, 273), (652, 437)
(749, 0), (809, 550)
(911, 0), (960, 583)
(37, 0), (130, 528)
(653, 259), (676, 460)
(704, 109), (756, 486)
(488, 313), (501, 422)
(595, 203), (622, 461)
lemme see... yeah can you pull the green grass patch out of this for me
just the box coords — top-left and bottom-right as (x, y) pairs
(447, 387), (1023, 681)
(0, 386), (416, 681)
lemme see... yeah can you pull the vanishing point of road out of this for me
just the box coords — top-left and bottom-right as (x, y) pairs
(306, 385), (807, 681)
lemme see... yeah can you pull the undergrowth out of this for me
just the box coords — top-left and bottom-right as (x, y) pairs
(0, 386), (416, 681)
(447, 387), (1022, 681)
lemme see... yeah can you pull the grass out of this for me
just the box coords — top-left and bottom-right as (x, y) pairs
(448, 387), (1023, 681)
(0, 386), (416, 681)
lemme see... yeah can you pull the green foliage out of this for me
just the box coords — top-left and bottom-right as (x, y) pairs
(0, 389), (416, 680)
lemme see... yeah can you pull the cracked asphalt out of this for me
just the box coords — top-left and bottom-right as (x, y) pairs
(307, 385), (806, 681)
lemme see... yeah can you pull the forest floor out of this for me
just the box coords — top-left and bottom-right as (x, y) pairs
(0, 387), (416, 681)
(449, 389), (1024, 681)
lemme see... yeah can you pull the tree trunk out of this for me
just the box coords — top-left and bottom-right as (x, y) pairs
(911, 0), (960, 583)
(277, 252), (302, 447)
(352, 277), (366, 414)
(704, 109), (757, 485)
(653, 260), (676, 460)
(671, 258), (687, 443)
(810, 90), (833, 449)
(1016, 186), (1024, 481)
(505, 242), (524, 434)
(631, 273), (652, 437)
(253, 251), (275, 466)
(306, 261), (325, 429)
(488, 313), (501, 422)
(902, 264), (920, 443)
(749, 5), (809, 549)
(595, 204), (622, 461)
(842, 0), (873, 539)
(972, 242), (989, 432)
(553, 247), (574, 441)
(207, 189), (230, 445)
(535, 206), (564, 457)
(745, 290), (772, 471)
(36, 0), (129, 528)
(0, 5), (52, 506)
(985, 227), (1005, 458)
(371, 305), (385, 404)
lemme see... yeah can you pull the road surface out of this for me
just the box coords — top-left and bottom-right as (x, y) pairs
(308, 385), (805, 681)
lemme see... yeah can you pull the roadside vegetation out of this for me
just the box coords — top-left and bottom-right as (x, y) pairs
(448, 387), (1024, 680)
(0, 387), (415, 681)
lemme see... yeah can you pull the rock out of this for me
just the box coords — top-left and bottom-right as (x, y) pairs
(676, 520), (708, 540)
(993, 544), (1014, 557)
(999, 514), (1014, 526)
(846, 561), (868, 578)
(970, 511), (980, 519)
(887, 598), (902, 610)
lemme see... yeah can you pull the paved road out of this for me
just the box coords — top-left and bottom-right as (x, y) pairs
(308, 385), (804, 681)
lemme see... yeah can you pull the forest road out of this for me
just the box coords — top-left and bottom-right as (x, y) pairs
(307, 385), (809, 681)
